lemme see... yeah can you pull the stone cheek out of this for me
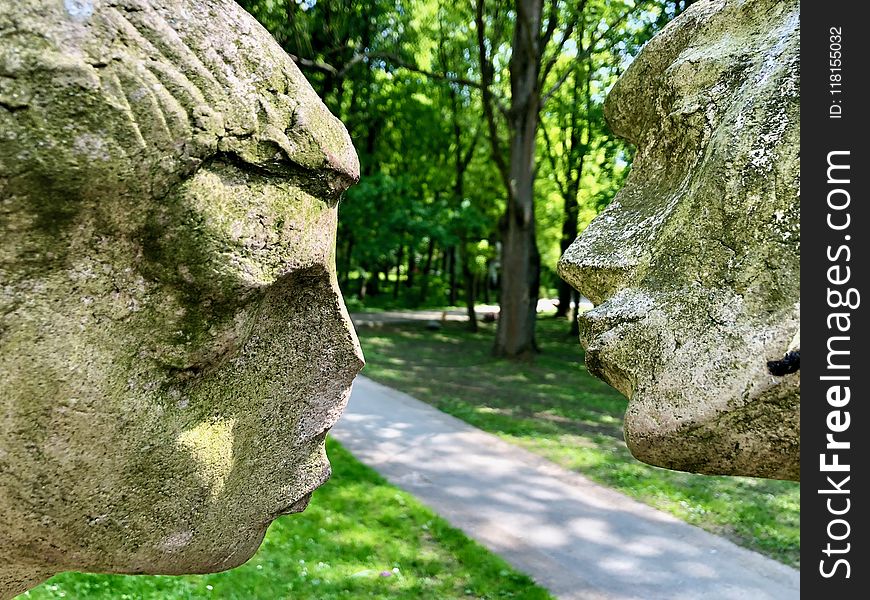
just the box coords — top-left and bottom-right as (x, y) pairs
(558, 0), (800, 481)
(0, 0), (362, 595)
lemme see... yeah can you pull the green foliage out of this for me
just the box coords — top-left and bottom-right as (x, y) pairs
(534, 1), (665, 297)
(25, 440), (552, 599)
(356, 318), (800, 568)
(237, 0), (675, 309)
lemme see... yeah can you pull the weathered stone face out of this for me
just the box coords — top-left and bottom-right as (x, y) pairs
(0, 0), (362, 595)
(558, 0), (799, 481)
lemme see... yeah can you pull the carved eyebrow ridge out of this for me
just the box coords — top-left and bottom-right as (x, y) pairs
(204, 150), (352, 208)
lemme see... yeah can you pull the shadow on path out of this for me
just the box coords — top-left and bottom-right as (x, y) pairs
(331, 376), (799, 600)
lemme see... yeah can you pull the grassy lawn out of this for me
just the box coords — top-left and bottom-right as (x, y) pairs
(24, 439), (552, 600)
(356, 316), (800, 568)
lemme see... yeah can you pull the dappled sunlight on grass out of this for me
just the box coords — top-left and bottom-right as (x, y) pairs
(356, 317), (800, 568)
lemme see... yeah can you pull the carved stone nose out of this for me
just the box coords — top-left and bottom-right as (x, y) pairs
(323, 148), (361, 196)
(558, 234), (647, 306)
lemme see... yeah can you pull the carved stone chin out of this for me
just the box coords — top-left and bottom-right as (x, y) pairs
(559, 0), (800, 481)
(0, 0), (362, 596)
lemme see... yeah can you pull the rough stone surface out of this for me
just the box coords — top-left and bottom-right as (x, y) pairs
(0, 1), (362, 596)
(558, 0), (799, 481)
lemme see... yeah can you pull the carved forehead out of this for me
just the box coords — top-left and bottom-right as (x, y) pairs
(559, 0), (799, 303)
(604, 0), (799, 146)
(0, 0), (357, 198)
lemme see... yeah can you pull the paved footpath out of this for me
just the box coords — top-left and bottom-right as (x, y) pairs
(331, 376), (800, 600)
(349, 299), (593, 327)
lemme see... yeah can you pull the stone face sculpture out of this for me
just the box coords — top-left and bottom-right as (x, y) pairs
(558, 0), (799, 481)
(0, 0), (362, 595)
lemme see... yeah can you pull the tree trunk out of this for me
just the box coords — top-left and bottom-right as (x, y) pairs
(483, 261), (491, 304)
(393, 242), (404, 300)
(448, 246), (458, 305)
(554, 64), (590, 328)
(358, 268), (368, 301)
(342, 235), (354, 292)
(556, 281), (572, 318)
(492, 0), (544, 358)
(570, 288), (581, 337)
(445, 78), (478, 312)
(406, 246), (415, 288)
(420, 238), (436, 303)
(462, 242), (478, 332)
(555, 178), (580, 318)
(495, 218), (540, 357)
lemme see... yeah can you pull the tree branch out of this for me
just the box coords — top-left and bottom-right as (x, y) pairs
(287, 53), (339, 75)
(336, 53), (367, 77)
(368, 52), (486, 90)
(475, 0), (512, 193)
(542, 0), (649, 105)
(460, 126), (483, 173)
(540, 15), (578, 83)
(541, 123), (568, 198)
(540, 0), (560, 50)
(585, 0), (650, 57)
(288, 50), (490, 93)
(540, 0), (587, 85)
(541, 63), (575, 104)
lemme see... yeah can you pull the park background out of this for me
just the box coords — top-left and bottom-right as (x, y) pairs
(24, 0), (799, 597)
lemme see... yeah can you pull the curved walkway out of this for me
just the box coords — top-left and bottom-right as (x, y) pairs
(331, 376), (800, 600)
(348, 299), (593, 327)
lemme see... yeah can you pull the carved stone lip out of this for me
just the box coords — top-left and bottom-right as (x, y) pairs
(577, 301), (649, 400)
(580, 337), (637, 400)
(272, 454), (332, 518)
(276, 491), (314, 516)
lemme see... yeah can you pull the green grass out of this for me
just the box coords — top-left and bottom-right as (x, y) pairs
(356, 316), (801, 568)
(24, 440), (552, 600)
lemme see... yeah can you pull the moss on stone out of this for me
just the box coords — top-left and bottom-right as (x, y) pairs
(559, 0), (800, 481)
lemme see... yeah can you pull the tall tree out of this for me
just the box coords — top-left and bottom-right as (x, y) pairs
(474, 0), (656, 356)
(539, 1), (658, 324)
(240, 0), (673, 337)
(475, 0), (546, 357)
(473, 0), (583, 356)
(546, 64), (591, 320)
